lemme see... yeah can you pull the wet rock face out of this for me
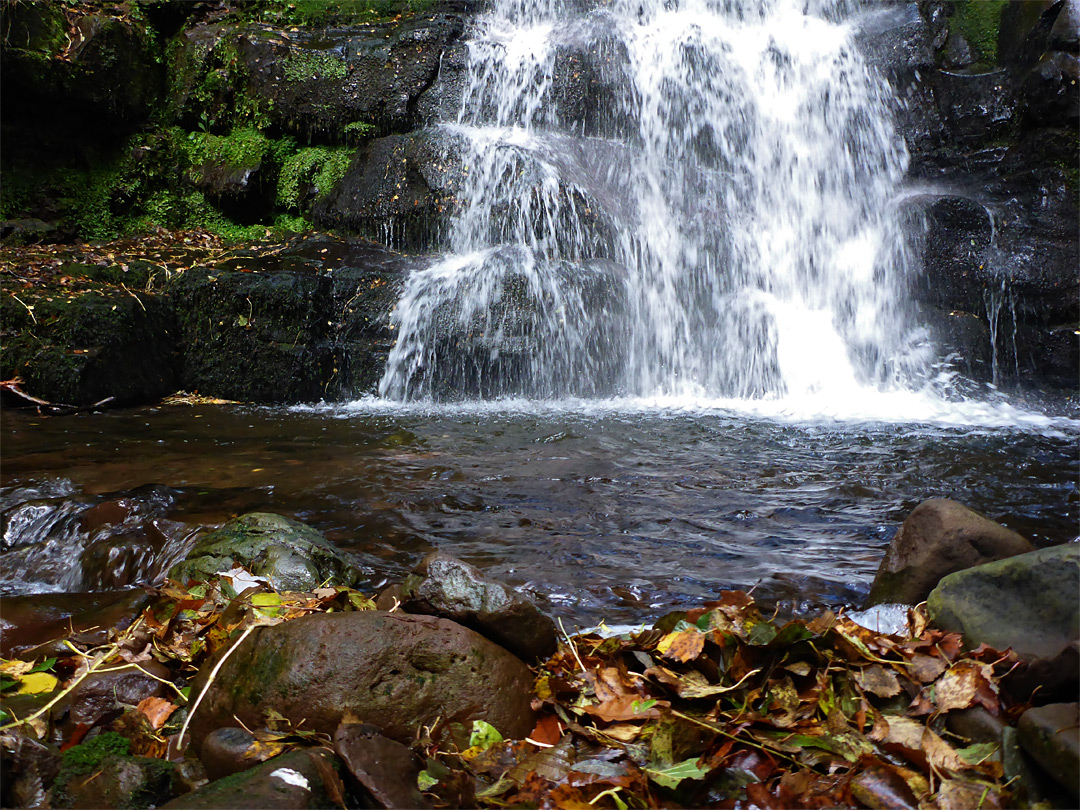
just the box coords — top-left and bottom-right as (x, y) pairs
(893, 0), (1080, 391)
(67, 661), (172, 727)
(168, 234), (411, 402)
(926, 543), (1080, 661)
(0, 590), (151, 659)
(333, 723), (430, 809)
(401, 552), (558, 663)
(170, 15), (465, 143)
(184, 610), (537, 753)
(866, 498), (1034, 607)
(169, 512), (364, 591)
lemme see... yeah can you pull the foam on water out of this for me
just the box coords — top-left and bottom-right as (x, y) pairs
(373, 0), (1070, 428)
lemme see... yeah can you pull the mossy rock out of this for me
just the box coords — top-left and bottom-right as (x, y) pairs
(169, 512), (364, 590)
(0, 282), (178, 407)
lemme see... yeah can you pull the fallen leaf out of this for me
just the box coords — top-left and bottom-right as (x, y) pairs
(136, 696), (177, 730)
(933, 661), (998, 714)
(644, 757), (710, 789)
(908, 653), (947, 684)
(657, 628), (704, 663)
(922, 727), (967, 774)
(854, 664), (903, 698)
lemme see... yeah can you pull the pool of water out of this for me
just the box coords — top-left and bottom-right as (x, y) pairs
(1, 400), (1076, 628)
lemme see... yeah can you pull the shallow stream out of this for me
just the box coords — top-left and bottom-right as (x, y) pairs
(3, 400), (1075, 627)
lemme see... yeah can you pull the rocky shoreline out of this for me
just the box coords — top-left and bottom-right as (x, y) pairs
(1, 498), (1077, 808)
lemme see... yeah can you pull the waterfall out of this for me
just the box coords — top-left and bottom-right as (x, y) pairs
(379, 0), (934, 405)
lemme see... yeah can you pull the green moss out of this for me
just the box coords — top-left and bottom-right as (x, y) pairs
(244, 0), (438, 26)
(57, 732), (131, 780)
(344, 120), (376, 144)
(183, 127), (272, 180)
(949, 0), (1007, 66)
(276, 146), (352, 210)
(282, 49), (349, 83)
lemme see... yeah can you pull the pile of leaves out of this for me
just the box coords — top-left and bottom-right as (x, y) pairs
(2, 580), (1023, 809)
(418, 593), (1020, 809)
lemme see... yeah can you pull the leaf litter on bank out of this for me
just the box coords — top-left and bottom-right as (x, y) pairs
(1, 581), (1024, 809)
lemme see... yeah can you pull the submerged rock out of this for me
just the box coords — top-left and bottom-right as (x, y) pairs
(866, 498), (1034, 607)
(184, 610), (536, 752)
(401, 551), (558, 662)
(0, 590), (151, 659)
(926, 543), (1080, 661)
(169, 512), (364, 591)
(164, 748), (343, 809)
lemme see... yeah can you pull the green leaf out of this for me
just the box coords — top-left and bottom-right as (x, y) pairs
(957, 742), (1000, 765)
(0, 677), (18, 692)
(29, 658), (57, 674)
(237, 314), (249, 327)
(417, 771), (439, 790)
(632, 698), (659, 714)
(747, 621), (778, 646)
(468, 719), (503, 751)
(644, 757), (711, 790)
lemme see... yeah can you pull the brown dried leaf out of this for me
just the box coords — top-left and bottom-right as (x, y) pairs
(849, 760), (920, 810)
(908, 653), (947, 684)
(922, 727), (967, 774)
(854, 664), (903, 698)
(934, 778), (1002, 810)
(882, 715), (925, 751)
(933, 661), (998, 714)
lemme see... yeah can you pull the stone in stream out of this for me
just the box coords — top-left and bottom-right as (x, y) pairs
(183, 610), (536, 754)
(865, 498), (1034, 607)
(926, 543), (1080, 661)
(168, 512), (364, 591)
(163, 748), (343, 809)
(1018, 702), (1080, 802)
(0, 590), (151, 659)
(399, 551), (558, 663)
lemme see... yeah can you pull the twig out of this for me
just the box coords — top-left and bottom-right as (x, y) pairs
(11, 294), (36, 324)
(558, 618), (586, 675)
(176, 622), (258, 750)
(121, 283), (147, 312)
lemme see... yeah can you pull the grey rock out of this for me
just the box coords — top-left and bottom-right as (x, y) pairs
(926, 543), (1080, 661)
(401, 551), (558, 662)
(169, 512), (363, 591)
(163, 748), (343, 809)
(199, 727), (260, 782)
(1018, 702), (1080, 801)
(866, 498), (1034, 607)
(183, 610), (537, 753)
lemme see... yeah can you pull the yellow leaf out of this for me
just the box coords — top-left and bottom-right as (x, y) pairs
(14, 672), (58, 695)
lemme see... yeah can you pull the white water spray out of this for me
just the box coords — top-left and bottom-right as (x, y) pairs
(379, 0), (938, 408)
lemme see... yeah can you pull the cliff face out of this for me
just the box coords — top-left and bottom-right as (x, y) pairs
(1, 0), (1076, 405)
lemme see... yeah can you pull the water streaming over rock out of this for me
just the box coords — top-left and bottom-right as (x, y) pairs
(379, 0), (937, 404)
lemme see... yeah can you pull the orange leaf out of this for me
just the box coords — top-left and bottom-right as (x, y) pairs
(137, 696), (178, 730)
(580, 695), (668, 722)
(657, 629), (704, 662)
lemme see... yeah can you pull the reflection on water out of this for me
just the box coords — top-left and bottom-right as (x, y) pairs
(1, 403), (1076, 626)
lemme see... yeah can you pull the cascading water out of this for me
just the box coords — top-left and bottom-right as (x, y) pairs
(379, 0), (937, 407)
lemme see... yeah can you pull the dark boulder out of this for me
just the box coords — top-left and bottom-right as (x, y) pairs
(926, 543), (1079, 661)
(401, 552), (558, 662)
(169, 512), (364, 591)
(866, 498), (1034, 606)
(334, 722), (430, 809)
(0, 283), (178, 408)
(1018, 702), (1080, 801)
(199, 727), (263, 782)
(163, 748), (344, 809)
(312, 130), (461, 250)
(67, 661), (171, 727)
(183, 611), (537, 752)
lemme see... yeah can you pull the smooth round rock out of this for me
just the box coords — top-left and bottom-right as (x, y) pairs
(184, 611), (536, 752)
(866, 498), (1033, 607)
